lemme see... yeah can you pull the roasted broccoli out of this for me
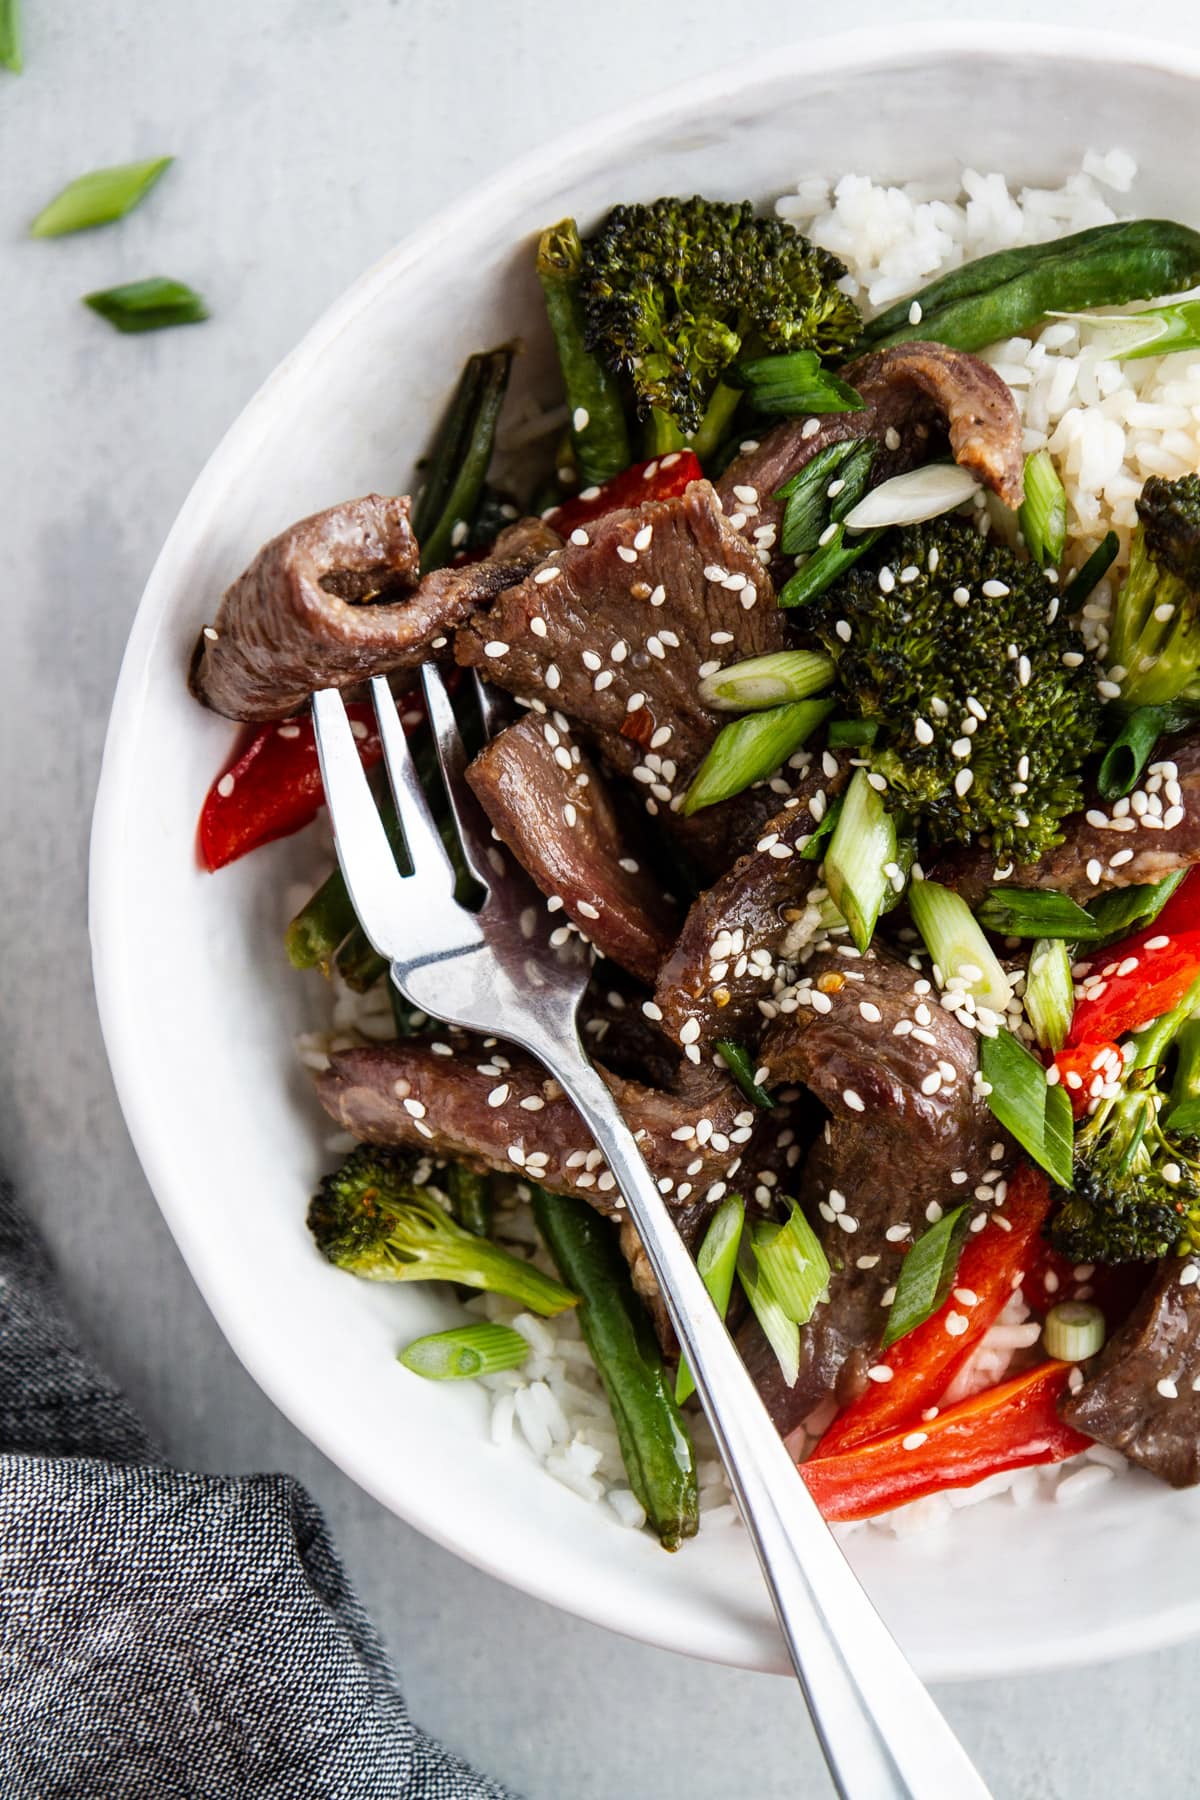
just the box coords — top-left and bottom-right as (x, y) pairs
(806, 515), (1102, 863)
(579, 197), (860, 457)
(1108, 473), (1200, 712)
(307, 1144), (577, 1315)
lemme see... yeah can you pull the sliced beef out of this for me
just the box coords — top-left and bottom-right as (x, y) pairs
(191, 501), (559, 721)
(456, 480), (786, 872)
(737, 946), (1004, 1440)
(931, 736), (1200, 907)
(1060, 1259), (1200, 1485)
(717, 342), (1023, 566)
(315, 1038), (761, 1214)
(466, 713), (679, 986)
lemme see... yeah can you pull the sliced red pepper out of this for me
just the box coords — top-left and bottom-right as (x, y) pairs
(1062, 926), (1200, 1055)
(817, 1163), (1052, 1458)
(801, 1361), (1090, 1522)
(545, 451), (703, 534)
(1052, 1039), (1124, 1117)
(1146, 866), (1200, 938)
(198, 701), (385, 872)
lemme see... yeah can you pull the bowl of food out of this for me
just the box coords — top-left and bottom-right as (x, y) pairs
(91, 23), (1200, 1678)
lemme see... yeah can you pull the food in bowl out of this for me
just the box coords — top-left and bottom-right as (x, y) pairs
(186, 150), (1200, 1547)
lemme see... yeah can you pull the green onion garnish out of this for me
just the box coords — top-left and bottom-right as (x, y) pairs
(881, 1204), (969, 1350)
(826, 718), (878, 749)
(777, 524), (884, 608)
(737, 1232), (799, 1387)
(798, 792), (844, 861)
(1060, 531), (1119, 610)
(776, 438), (875, 556)
(415, 347), (512, 573)
(1097, 704), (1166, 801)
(84, 277), (209, 334)
(398, 1322), (529, 1380)
(714, 1040), (774, 1109)
(1166, 1018), (1200, 1136)
(822, 766), (896, 953)
(751, 1201), (831, 1327)
(31, 155), (174, 237)
(1024, 938), (1075, 1053)
(675, 1194), (745, 1405)
(1053, 298), (1200, 362)
(698, 649), (834, 712)
(1018, 449), (1068, 568)
(733, 349), (865, 417)
(682, 696), (834, 814)
(980, 1029), (1074, 1188)
(1085, 868), (1186, 943)
(1042, 1301), (1105, 1363)
(909, 878), (1014, 1013)
(0, 0), (22, 72)
(841, 463), (980, 532)
(975, 886), (1102, 941)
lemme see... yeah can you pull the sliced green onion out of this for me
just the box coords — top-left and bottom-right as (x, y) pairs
(826, 718), (878, 749)
(447, 1164), (492, 1239)
(1097, 704), (1165, 800)
(0, 0), (21, 72)
(1061, 531), (1119, 610)
(1043, 1301), (1105, 1363)
(733, 350), (865, 417)
(980, 1029), (1074, 1188)
(1166, 1018), (1200, 1137)
(698, 649), (834, 712)
(799, 791), (844, 861)
(714, 1040), (775, 1109)
(822, 767), (896, 953)
(1018, 449), (1067, 568)
(1050, 299), (1200, 362)
(778, 525), (884, 608)
(752, 1201), (831, 1326)
(1025, 938), (1075, 1053)
(1085, 868), (1186, 943)
(881, 1205), (969, 1350)
(417, 348), (512, 573)
(84, 277), (209, 334)
(399, 1322), (529, 1380)
(975, 886), (1098, 941)
(776, 438), (875, 556)
(682, 697), (834, 814)
(1166, 1098), (1200, 1137)
(737, 1233), (799, 1387)
(676, 1194), (745, 1404)
(841, 463), (980, 532)
(908, 877), (1014, 1013)
(31, 155), (174, 237)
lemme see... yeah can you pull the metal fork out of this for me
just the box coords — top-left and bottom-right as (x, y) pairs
(314, 669), (992, 1800)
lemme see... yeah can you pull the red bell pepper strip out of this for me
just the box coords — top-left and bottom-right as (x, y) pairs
(1063, 926), (1200, 1056)
(817, 1164), (1052, 1458)
(545, 451), (703, 534)
(1146, 865), (1200, 938)
(1052, 1039), (1124, 1117)
(198, 701), (384, 872)
(801, 1361), (1090, 1522)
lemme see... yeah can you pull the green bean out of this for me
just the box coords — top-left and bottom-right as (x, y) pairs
(285, 875), (359, 973)
(1060, 531), (1119, 610)
(537, 220), (631, 485)
(714, 1040), (774, 1109)
(529, 1186), (698, 1549)
(416, 347), (512, 572)
(857, 220), (1200, 354)
(447, 1165), (493, 1239)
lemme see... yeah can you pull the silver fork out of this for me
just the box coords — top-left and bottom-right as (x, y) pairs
(314, 669), (992, 1800)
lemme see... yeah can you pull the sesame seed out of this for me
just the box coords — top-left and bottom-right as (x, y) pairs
(487, 1084), (510, 1108)
(216, 773), (235, 799)
(835, 620), (852, 643)
(944, 1313), (969, 1337)
(843, 1088), (865, 1112)
(902, 1431), (928, 1450)
(908, 300), (923, 325)
(529, 616), (548, 638)
(569, 527), (590, 546)
(954, 768), (974, 797)
(866, 1363), (894, 1383)
(914, 717), (934, 745)
(1157, 1378), (1179, 1400)
(626, 692), (645, 713)
(1086, 858), (1103, 885)
(202, 625), (219, 641)
(577, 900), (599, 920)
(679, 1018), (701, 1045)
(617, 545), (638, 564)
(982, 580), (1010, 598)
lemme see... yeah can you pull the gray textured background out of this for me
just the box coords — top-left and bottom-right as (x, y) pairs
(4, 5), (1200, 1795)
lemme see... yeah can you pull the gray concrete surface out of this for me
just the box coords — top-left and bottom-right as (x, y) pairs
(3, 4), (1200, 1794)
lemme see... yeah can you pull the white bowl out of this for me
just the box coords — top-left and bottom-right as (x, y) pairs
(91, 23), (1200, 1679)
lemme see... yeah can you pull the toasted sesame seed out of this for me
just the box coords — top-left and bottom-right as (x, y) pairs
(902, 1431), (928, 1450)
(1158, 1378), (1179, 1399)
(843, 1088), (865, 1112)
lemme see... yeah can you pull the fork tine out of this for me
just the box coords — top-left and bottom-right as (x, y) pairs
(470, 667), (508, 737)
(369, 676), (458, 903)
(312, 687), (411, 963)
(421, 664), (499, 891)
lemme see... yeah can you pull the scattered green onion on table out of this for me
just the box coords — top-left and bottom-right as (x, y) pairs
(0, 0), (21, 73)
(31, 155), (174, 236)
(84, 277), (209, 335)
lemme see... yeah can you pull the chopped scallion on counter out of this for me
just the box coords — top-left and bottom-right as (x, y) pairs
(32, 155), (174, 237)
(0, 0), (22, 73)
(84, 277), (210, 334)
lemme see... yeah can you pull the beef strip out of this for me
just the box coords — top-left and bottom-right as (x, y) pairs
(456, 479), (786, 872)
(191, 501), (559, 721)
(466, 713), (679, 986)
(717, 342), (1024, 569)
(1060, 1259), (1200, 1485)
(315, 1038), (762, 1215)
(930, 734), (1200, 906)
(736, 945), (1005, 1442)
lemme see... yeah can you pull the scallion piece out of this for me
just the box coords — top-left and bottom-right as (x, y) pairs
(752, 1202), (831, 1326)
(698, 649), (834, 712)
(84, 277), (209, 334)
(1060, 531), (1119, 611)
(881, 1205), (969, 1350)
(909, 877), (1014, 1013)
(822, 767), (896, 953)
(398, 1322), (529, 1381)
(1043, 1301), (1105, 1363)
(416, 347), (512, 573)
(1165, 1018), (1200, 1136)
(31, 155), (174, 237)
(776, 438), (875, 556)
(733, 349), (865, 417)
(0, 0), (22, 72)
(980, 1028), (1074, 1188)
(1097, 704), (1165, 801)
(682, 697), (834, 814)
(1025, 938), (1075, 1053)
(826, 718), (878, 749)
(841, 463), (980, 532)
(737, 1233), (799, 1387)
(714, 1040), (775, 1109)
(1085, 869), (1186, 943)
(975, 886), (1100, 941)
(799, 792), (844, 860)
(1018, 449), (1067, 568)
(675, 1194), (745, 1405)
(1051, 298), (1200, 362)
(778, 524), (883, 609)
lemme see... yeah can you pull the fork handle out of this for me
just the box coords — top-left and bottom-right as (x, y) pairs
(547, 1042), (991, 1800)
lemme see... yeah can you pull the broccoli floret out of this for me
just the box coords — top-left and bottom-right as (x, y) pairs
(307, 1144), (577, 1314)
(1049, 1081), (1200, 1264)
(1108, 474), (1200, 710)
(579, 197), (860, 450)
(806, 516), (1102, 863)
